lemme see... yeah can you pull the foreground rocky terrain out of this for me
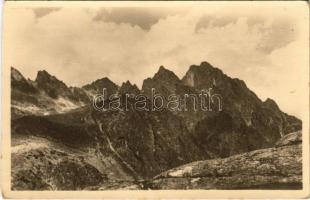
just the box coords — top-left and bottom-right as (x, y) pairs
(151, 131), (302, 189)
(11, 62), (302, 190)
(12, 135), (139, 190)
(12, 131), (302, 190)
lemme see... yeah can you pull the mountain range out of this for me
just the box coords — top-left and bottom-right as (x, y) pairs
(11, 61), (302, 190)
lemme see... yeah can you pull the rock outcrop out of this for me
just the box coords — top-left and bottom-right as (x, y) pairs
(12, 144), (106, 190)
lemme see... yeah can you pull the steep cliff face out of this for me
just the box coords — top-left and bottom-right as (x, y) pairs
(151, 131), (302, 189)
(91, 98), (205, 178)
(142, 62), (301, 158)
(142, 66), (181, 97)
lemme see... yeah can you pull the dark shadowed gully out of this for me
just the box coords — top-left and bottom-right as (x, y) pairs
(11, 61), (302, 190)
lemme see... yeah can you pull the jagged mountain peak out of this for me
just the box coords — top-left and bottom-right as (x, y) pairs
(119, 80), (140, 95)
(153, 65), (180, 83)
(159, 65), (165, 70)
(99, 77), (113, 82)
(186, 62), (224, 77)
(263, 98), (280, 111)
(11, 66), (38, 94)
(34, 69), (74, 99)
(182, 61), (225, 88)
(157, 65), (172, 75)
(82, 77), (119, 95)
(124, 80), (132, 85)
(35, 70), (68, 88)
(84, 77), (116, 87)
(11, 67), (26, 82)
(142, 66), (181, 95)
(121, 80), (137, 88)
(36, 70), (51, 80)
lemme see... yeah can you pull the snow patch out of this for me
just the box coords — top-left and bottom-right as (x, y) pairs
(190, 177), (201, 183)
(168, 166), (193, 177)
(12, 142), (48, 154)
(12, 103), (41, 113)
(54, 97), (81, 112)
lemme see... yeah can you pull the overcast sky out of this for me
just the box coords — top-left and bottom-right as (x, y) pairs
(4, 2), (308, 117)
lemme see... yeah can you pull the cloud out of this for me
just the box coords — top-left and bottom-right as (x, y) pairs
(255, 18), (297, 53)
(195, 15), (297, 54)
(5, 3), (308, 117)
(32, 7), (61, 19)
(92, 7), (186, 30)
(195, 15), (238, 32)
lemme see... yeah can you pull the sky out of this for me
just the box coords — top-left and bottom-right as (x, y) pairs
(4, 2), (309, 117)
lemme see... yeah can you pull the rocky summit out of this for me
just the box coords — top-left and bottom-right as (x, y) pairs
(11, 61), (302, 190)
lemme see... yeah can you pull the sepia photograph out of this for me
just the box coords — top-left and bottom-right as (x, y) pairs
(1, 1), (309, 198)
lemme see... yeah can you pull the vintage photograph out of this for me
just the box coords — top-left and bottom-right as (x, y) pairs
(1, 1), (309, 198)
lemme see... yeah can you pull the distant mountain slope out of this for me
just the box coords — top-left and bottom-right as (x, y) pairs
(11, 67), (89, 118)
